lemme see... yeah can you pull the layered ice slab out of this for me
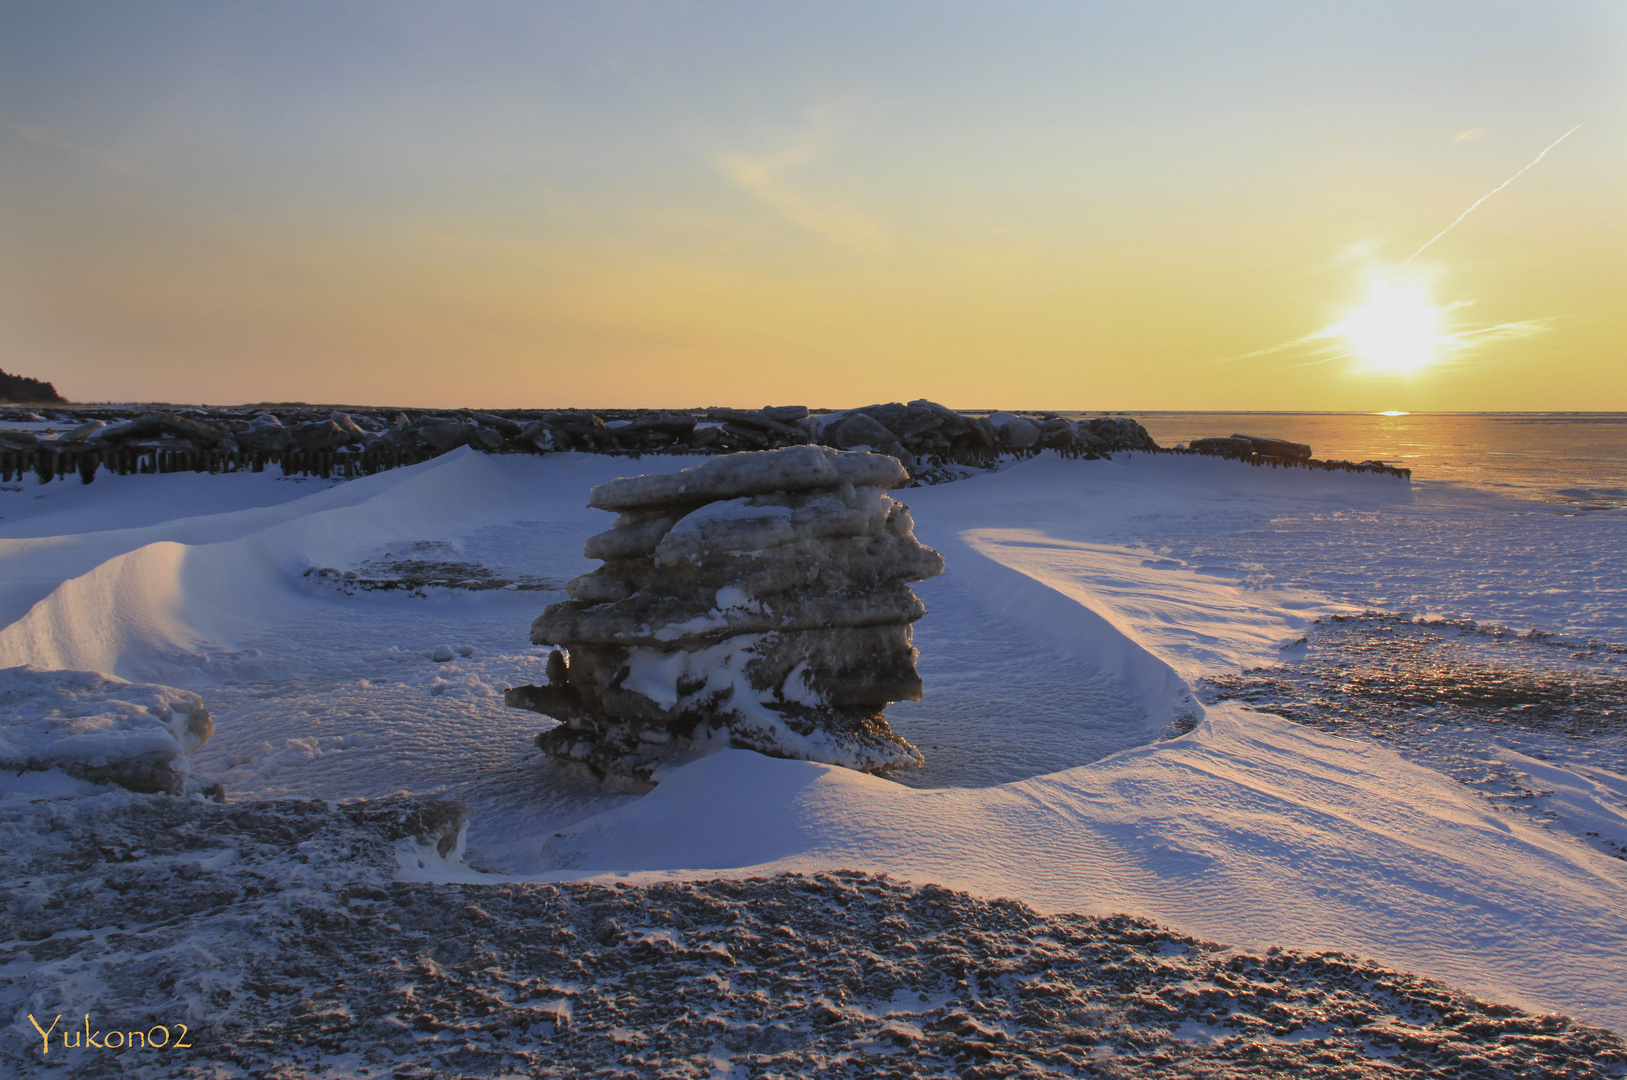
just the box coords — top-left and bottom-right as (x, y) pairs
(0, 665), (214, 795)
(506, 446), (945, 781)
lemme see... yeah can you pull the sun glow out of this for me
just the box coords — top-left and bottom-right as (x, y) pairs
(1334, 276), (1441, 374)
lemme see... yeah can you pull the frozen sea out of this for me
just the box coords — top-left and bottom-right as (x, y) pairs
(1, 413), (1624, 1043)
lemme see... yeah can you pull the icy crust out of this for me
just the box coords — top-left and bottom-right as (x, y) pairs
(512, 448), (943, 781)
(539, 581), (928, 647)
(2, 799), (1622, 1080)
(0, 666), (213, 795)
(565, 489), (937, 617)
(586, 444), (908, 511)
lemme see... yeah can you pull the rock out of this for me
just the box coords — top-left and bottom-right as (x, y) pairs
(290, 419), (356, 453)
(851, 402), (947, 442)
(908, 399), (975, 440)
(542, 411), (615, 449)
(470, 426), (504, 452)
(626, 412), (698, 438)
(1086, 416), (1160, 452)
(988, 412), (1041, 449)
(238, 413), (292, 453)
(414, 419), (474, 453)
(824, 411), (917, 466)
(92, 411), (234, 448)
(507, 447), (944, 781)
(329, 411), (369, 441)
(704, 409), (808, 447)
(1190, 436), (1256, 457)
(617, 412), (697, 447)
(589, 444), (907, 512)
(1036, 418), (1077, 449)
(546, 648), (569, 686)
(827, 411), (894, 450)
(720, 422), (774, 449)
(59, 419), (106, 443)
(469, 411), (522, 437)
(519, 419), (566, 452)
(368, 426), (420, 454)
(1233, 433), (1313, 461)
(0, 666), (215, 796)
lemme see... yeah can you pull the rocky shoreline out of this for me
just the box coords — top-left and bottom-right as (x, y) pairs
(0, 402), (1412, 485)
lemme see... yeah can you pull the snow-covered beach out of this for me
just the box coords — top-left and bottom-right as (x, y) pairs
(3, 435), (1625, 1077)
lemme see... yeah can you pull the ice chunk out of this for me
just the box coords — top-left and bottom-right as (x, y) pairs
(0, 666), (213, 795)
(588, 445), (907, 511)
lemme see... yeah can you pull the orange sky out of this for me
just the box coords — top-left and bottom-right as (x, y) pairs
(2, 2), (1624, 411)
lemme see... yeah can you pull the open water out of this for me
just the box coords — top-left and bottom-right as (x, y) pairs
(1080, 412), (1627, 511)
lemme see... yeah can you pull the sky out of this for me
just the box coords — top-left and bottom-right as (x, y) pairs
(0, 1), (1623, 411)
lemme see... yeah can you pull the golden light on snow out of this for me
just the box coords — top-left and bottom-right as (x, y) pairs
(1334, 276), (1442, 375)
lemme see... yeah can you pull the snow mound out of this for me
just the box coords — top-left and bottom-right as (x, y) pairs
(537, 704), (1627, 1034)
(0, 666), (213, 795)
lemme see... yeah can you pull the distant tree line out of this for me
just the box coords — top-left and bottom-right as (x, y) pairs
(0, 368), (66, 404)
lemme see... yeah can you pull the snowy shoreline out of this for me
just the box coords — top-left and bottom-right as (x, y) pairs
(1, 402), (1411, 489)
(3, 445), (1625, 1073)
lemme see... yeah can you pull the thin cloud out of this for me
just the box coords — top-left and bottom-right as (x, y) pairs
(0, 117), (141, 178)
(1452, 127), (1490, 142)
(1442, 317), (1555, 347)
(1216, 303), (1558, 371)
(715, 123), (892, 254)
(1217, 328), (1337, 365)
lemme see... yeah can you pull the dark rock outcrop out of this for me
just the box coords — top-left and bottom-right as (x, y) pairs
(1233, 433), (1313, 461)
(505, 445), (944, 781)
(1190, 436), (1257, 457)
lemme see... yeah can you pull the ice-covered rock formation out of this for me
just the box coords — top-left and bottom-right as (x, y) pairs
(506, 445), (944, 781)
(0, 666), (215, 795)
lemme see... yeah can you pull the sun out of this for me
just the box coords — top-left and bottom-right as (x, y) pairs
(1334, 275), (1441, 374)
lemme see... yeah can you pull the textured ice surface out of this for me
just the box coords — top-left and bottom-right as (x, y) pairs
(1, 448), (1624, 1036)
(5, 801), (1622, 1080)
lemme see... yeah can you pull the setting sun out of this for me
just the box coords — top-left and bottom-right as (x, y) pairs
(1335, 276), (1441, 375)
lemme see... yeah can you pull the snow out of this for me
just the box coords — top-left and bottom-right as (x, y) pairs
(1, 446), (1624, 1036)
(538, 711), (1627, 1030)
(0, 666), (212, 795)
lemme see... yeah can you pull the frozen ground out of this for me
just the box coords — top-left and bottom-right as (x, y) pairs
(4, 793), (1624, 1078)
(2, 447), (1625, 1072)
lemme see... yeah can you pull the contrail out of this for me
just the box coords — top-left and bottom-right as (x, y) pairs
(1405, 124), (1582, 262)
